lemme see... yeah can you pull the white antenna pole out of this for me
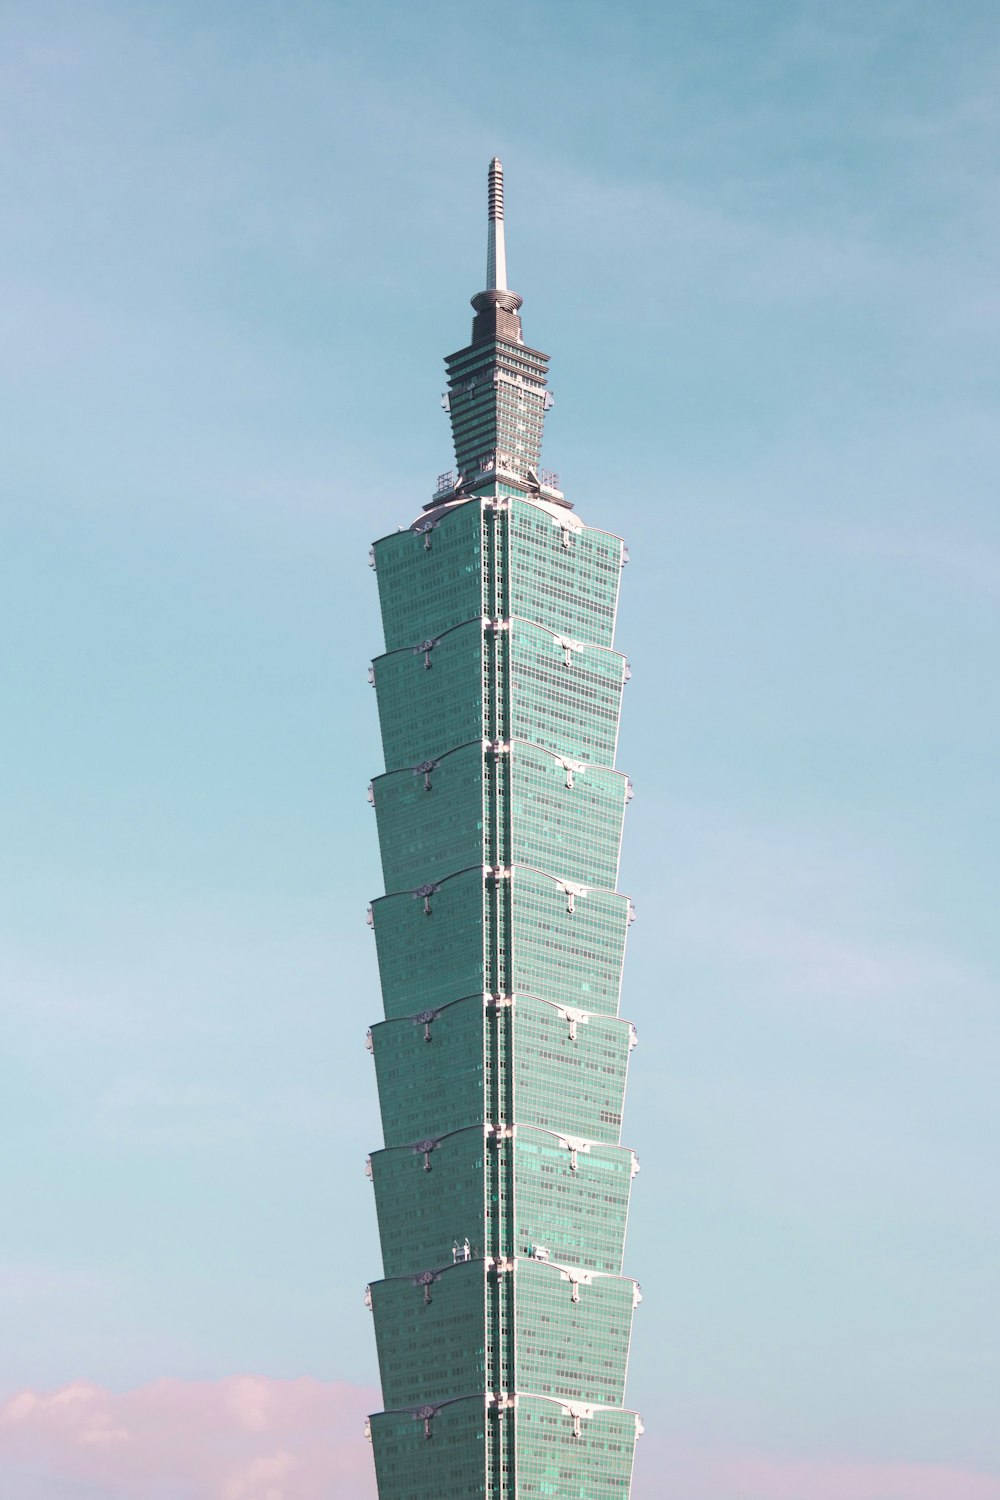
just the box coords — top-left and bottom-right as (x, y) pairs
(486, 157), (508, 292)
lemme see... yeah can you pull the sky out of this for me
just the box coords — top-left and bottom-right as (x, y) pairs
(1, 0), (998, 1497)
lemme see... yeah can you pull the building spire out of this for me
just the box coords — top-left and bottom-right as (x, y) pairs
(470, 158), (523, 343)
(486, 157), (508, 291)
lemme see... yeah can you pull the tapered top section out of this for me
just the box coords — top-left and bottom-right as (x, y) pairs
(438, 156), (564, 506)
(486, 157), (508, 291)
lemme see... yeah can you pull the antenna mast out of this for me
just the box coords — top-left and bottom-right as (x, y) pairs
(486, 157), (508, 292)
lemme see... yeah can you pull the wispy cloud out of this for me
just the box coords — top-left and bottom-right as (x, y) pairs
(0, 1378), (378, 1500)
(801, 519), (1000, 600)
(5, 1386), (995, 1500)
(654, 805), (1000, 1031)
(91, 1076), (336, 1148)
(6, 1384), (997, 1500)
(639, 1436), (1000, 1500)
(676, 898), (997, 1019)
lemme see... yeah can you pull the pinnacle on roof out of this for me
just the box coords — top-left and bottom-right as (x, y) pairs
(472, 157), (523, 334)
(486, 156), (507, 291)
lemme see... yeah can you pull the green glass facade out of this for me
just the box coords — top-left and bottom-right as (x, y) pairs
(364, 161), (642, 1498)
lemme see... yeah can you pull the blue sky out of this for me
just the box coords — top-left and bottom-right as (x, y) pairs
(2, 2), (999, 1497)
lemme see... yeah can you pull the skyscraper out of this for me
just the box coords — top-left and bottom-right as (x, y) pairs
(363, 159), (642, 1500)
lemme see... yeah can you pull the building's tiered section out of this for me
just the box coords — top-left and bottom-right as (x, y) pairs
(364, 159), (641, 1500)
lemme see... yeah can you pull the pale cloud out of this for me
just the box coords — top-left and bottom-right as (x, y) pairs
(640, 1437), (1000, 1500)
(0, 1377), (378, 1500)
(90, 1076), (336, 1148)
(655, 805), (1000, 1033)
(793, 515), (1000, 599)
(677, 900), (996, 1016)
(6, 1381), (998, 1500)
(537, 137), (1000, 339)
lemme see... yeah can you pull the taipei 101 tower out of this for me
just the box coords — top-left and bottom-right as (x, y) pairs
(363, 160), (643, 1499)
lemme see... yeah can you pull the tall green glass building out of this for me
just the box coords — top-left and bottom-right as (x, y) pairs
(364, 159), (642, 1499)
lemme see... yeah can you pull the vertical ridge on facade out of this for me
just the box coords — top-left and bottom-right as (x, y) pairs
(363, 159), (642, 1499)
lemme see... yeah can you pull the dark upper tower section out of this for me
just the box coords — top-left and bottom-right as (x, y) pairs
(440, 159), (564, 506)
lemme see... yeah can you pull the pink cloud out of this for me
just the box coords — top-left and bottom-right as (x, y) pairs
(0, 1377), (379, 1500)
(5, 1380), (999, 1500)
(637, 1437), (1000, 1500)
